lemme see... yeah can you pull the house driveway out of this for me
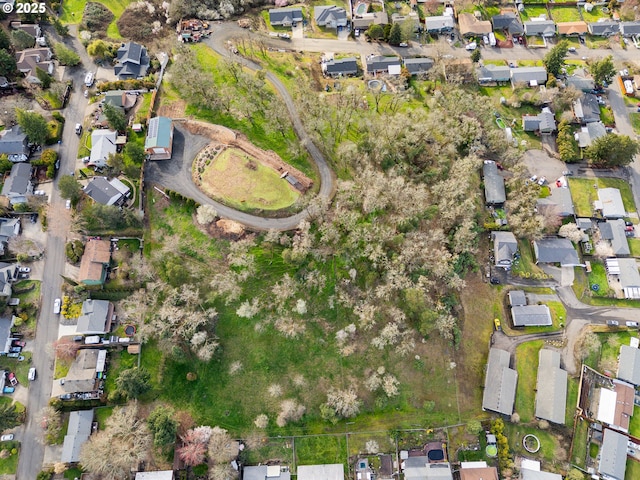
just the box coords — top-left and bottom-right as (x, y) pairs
(292, 23), (304, 39)
(523, 149), (566, 183)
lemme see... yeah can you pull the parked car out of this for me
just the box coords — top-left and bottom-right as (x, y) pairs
(465, 42), (477, 51)
(65, 199), (71, 210)
(28, 367), (36, 381)
(607, 320), (619, 326)
(2, 386), (14, 394)
(627, 322), (639, 328)
(494, 318), (502, 331)
(562, 170), (573, 176)
(399, 42), (408, 47)
(537, 176), (547, 186)
(8, 373), (17, 386)
(0, 434), (13, 441)
(17, 273), (29, 279)
(6, 353), (19, 358)
(53, 298), (61, 314)
(18, 267), (30, 273)
(11, 340), (25, 347)
(75, 123), (82, 135)
(568, 47), (576, 53)
(9, 346), (21, 353)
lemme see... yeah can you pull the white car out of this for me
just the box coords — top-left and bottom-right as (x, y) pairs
(54, 298), (61, 314)
(65, 199), (71, 210)
(465, 42), (477, 51)
(28, 367), (36, 381)
(0, 434), (13, 441)
(18, 267), (30, 273)
(84, 72), (94, 87)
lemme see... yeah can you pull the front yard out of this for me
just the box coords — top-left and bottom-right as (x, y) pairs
(568, 177), (637, 217)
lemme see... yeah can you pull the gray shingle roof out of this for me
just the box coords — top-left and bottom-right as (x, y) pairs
(533, 237), (581, 266)
(83, 176), (124, 206)
(589, 21), (620, 36)
(483, 161), (506, 205)
(0, 126), (28, 156)
(508, 290), (527, 307)
(599, 428), (627, 480)
(61, 409), (94, 463)
(297, 464), (344, 480)
(620, 21), (640, 36)
(510, 66), (548, 85)
(609, 219), (630, 256)
(524, 20), (556, 36)
(574, 93), (601, 123)
(366, 56), (401, 73)
(537, 186), (574, 217)
(314, 6), (347, 27)
(0, 316), (14, 354)
(535, 349), (567, 424)
(114, 42), (150, 79)
(482, 348), (517, 415)
(76, 299), (111, 334)
(1, 162), (32, 197)
(323, 57), (358, 76)
(522, 109), (556, 133)
(492, 231), (517, 268)
(269, 7), (303, 26)
(478, 65), (511, 83)
(521, 470), (562, 480)
(566, 76), (595, 92)
(424, 16), (455, 32)
(511, 305), (552, 327)
(243, 466), (291, 480)
(403, 57), (434, 75)
(492, 14), (524, 35)
(598, 188), (626, 218)
(618, 344), (640, 386)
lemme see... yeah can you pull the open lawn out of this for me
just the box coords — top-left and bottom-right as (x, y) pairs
(566, 376), (579, 426)
(587, 260), (612, 297)
(198, 147), (300, 211)
(60, 0), (134, 25)
(511, 239), (546, 278)
(135, 92), (154, 123)
(629, 406), (640, 438)
(630, 112), (640, 135)
(626, 458), (640, 480)
(629, 238), (640, 257)
(600, 105), (615, 126)
(572, 417), (589, 467)
(586, 35), (611, 49)
(521, 6), (549, 21)
(515, 340), (543, 423)
(569, 177), (637, 217)
(0, 351), (33, 385)
(550, 7), (582, 23)
(503, 423), (560, 464)
(580, 6), (608, 23)
(0, 441), (19, 475)
(598, 331), (633, 373)
(94, 406), (114, 429)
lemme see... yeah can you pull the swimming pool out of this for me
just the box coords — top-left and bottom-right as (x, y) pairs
(355, 2), (367, 15)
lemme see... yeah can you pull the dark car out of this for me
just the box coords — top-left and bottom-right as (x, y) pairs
(9, 346), (21, 353)
(490, 277), (501, 285)
(626, 221), (634, 227)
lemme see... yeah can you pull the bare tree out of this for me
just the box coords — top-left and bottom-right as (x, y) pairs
(323, 388), (361, 419)
(207, 426), (239, 465)
(276, 399), (306, 427)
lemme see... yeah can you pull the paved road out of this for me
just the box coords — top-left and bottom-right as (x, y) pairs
(16, 25), (89, 480)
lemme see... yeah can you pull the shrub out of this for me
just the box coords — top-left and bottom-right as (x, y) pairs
(81, 2), (114, 33)
(45, 120), (63, 145)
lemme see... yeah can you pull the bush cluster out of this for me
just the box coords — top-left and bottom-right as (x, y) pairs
(81, 2), (114, 34)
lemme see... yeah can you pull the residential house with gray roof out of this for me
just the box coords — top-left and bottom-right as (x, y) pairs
(567, 75), (595, 92)
(533, 237), (582, 267)
(492, 231), (517, 269)
(597, 188), (626, 219)
(535, 349), (567, 424)
(620, 22), (640, 36)
(482, 161), (505, 206)
(598, 428), (627, 480)
(83, 176), (130, 206)
(0, 315), (15, 354)
(76, 299), (114, 335)
(114, 42), (150, 80)
(510, 67), (548, 88)
(15, 47), (53, 84)
(0, 218), (20, 256)
(404, 460), (452, 480)
(477, 65), (511, 84)
(366, 56), (401, 75)
(314, 6), (347, 29)
(511, 305), (552, 327)
(617, 259), (640, 300)
(482, 348), (517, 415)
(524, 20), (556, 37)
(1, 162), (33, 205)
(297, 464), (344, 480)
(537, 185), (575, 217)
(577, 122), (606, 148)
(424, 16), (455, 33)
(322, 57), (358, 77)
(352, 12), (388, 30)
(598, 220), (630, 256)
(0, 126), (29, 162)
(618, 344), (640, 385)
(574, 93), (601, 124)
(61, 409), (94, 463)
(508, 290), (527, 307)
(491, 13), (524, 36)
(522, 108), (556, 134)
(243, 465), (290, 480)
(403, 57), (434, 76)
(588, 21), (620, 37)
(0, 264), (16, 298)
(269, 7), (303, 27)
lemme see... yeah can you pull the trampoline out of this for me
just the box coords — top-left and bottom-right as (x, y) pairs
(355, 2), (367, 15)
(427, 449), (444, 462)
(125, 324), (136, 336)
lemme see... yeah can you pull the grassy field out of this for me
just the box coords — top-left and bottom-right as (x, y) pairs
(626, 458), (640, 480)
(571, 417), (589, 467)
(511, 239), (546, 278)
(568, 177), (637, 217)
(504, 422), (560, 464)
(566, 376), (579, 426)
(629, 238), (640, 257)
(94, 406), (114, 429)
(600, 105), (615, 126)
(198, 147), (300, 211)
(550, 7), (582, 23)
(515, 340), (544, 423)
(630, 407), (640, 437)
(598, 331), (634, 373)
(0, 441), (19, 474)
(520, 6), (549, 21)
(587, 260), (612, 297)
(580, 6), (608, 23)
(630, 112), (640, 135)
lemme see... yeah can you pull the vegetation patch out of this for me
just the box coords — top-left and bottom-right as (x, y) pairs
(550, 7), (582, 23)
(514, 340), (543, 423)
(630, 112), (640, 135)
(572, 417), (589, 466)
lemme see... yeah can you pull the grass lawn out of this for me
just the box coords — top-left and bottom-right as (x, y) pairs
(581, 6), (608, 23)
(94, 406), (114, 429)
(104, 349), (138, 400)
(566, 376), (579, 427)
(629, 408), (640, 437)
(511, 239), (546, 278)
(587, 260), (612, 297)
(586, 35), (611, 49)
(54, 356), (72, 380)
(629, 238), (640, 257)
(77, 130), (91, 159)
(60, 0), (86, 23)
(0, 351), (33, 385)
(135, 92), (154, 123)
(197, 147), (300, 211)
(600, 105), (615, 126)
(521, 6), (549, 21)
(515, 340), (543, 423)
(517, 59), (544, 67)
(630, 112), (640, 135)
(295, 435), (348, 466)
(0, 441), (19, 474)
(598, 331), (633, 372)
(64, 467), (84, 479)
(626, 458), (640, 480)
(569, 177), (637, 217)
(503, 423), (558, 464)
(550, 7), (582, 23)
(572, 417), (589, 467)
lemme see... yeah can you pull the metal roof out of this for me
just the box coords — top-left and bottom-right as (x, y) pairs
(482, 348), (517, 415)
(244, 466), (291, 480)
(145, 117), (173, 150)
(297, 464), (344, 480)
(524, 20), (556, 36)
(618, 344), (640, 385)
(482, 161), (506, 205)
(598, 188), (626, 218)
(61, 409), (94, 463)
(599, 428), (627, 480)
(511, 305), (552, 327)
(535, 349), (567, 424)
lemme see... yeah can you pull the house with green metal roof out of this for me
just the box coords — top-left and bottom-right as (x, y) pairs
(144, 117), (174, 160)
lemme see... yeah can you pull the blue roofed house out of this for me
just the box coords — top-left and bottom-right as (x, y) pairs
(114, 42), (150, 80)
(269, 7), (303, 27)
(588, 21), (620, 37)
(522, 108), (556, 134)
(145, 117), (174, 160)
(315, 6), (348, 29)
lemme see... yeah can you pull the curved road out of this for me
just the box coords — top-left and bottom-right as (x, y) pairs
(146, 25), (335, 231)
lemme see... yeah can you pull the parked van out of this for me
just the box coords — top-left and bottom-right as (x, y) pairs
(84, 72), (94, 87)
(28, 367), (36, 381)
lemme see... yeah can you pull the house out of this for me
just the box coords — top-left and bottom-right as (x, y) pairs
(598, 220), (630, 256)
(537, 185), (575, 217)
(61, 409), (94, 464)
(366, 56), (401, 75)
(477, 65), (511, 84)
(0, 316), (15, 355)
(567, 75), (595, 92)
(89, 129), (117, 169)
(315, 6), (348, 29)
(244, 465), (290, 480)
(103, 90), (137, 111)
(508, 290), (527, 307)
(482, 161), (506, 206)
(491, 14), (524, 36)
(0, 126), (29, 162)
(618, 344), (640, 385)
(0, 218), (20, 256)
(145, 117), (174, 160)
(482, 348), (517, 415)
(322, 57), (358, 77)
(557, 21), (589, 36)
(511, 303), (552, 327)
(0, 264), (17, 298)
(576, 122), (606, 148)
(78, 239), (111, 285)
(10, 21), (45, 45)
(83, 176), (130, 206)
(352, 13), (388, 30)
(617, 259), (640, 299)
(458, 13), (492, 37)
(599, 428), (627, 480)
(535, 349), (567, 424)
(524, 20), (557, 37)
(620, 21), (640, 37)
(588, 21), (620, 37)
(522, 108), (556, 134)
(269, 7), (303, 27)
(76, 299), (114, 335)
(60, 349), (107, 394)
(597, 380), (634, 432)
(15, 47), (54, 84)
(424, 16), (455, 33)
(492, 231), (518, 269)
(520, 468), (562, 480)
(597, 188), (626, 219)
(135, 472), (175, 480)
(459, 463), (498, 480)
(510, 67), (548, 88)
(114, 42), (150, 80)
(533, 237), (582, 267)
(1, 162), (33, 205)
(404, 461), (453, 480)
(403, 58), (434, 76)
(574, 93), (601, 124)
(297, 464), (344, 480)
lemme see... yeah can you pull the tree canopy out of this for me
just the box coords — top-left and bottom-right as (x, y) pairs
(388, 23), (402, 46)
(16, 109), (48, 146)
(590, 56), (616, 86)
(586, 133), (639, 168)
(0, 48), (15, 77)
(58, 175), (83, 203)
(0, 402), (20, 432)
(543, 40), (568, 77)
(115, 366), (151, 399)
(102, 103), (127, 132)
(147, 405), (178, 451)
(53, 42), (81, 67)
